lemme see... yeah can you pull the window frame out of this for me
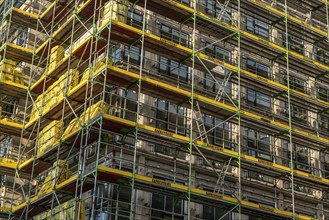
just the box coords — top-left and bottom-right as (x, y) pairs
(246, 128), (272, 161)
(156, 99), (187, 135)
(246, 88), (271, 110)
(160, 24), (189, 47)
(159, 56), (189, 82)
(246, 58), (270, 79)
(246, 16), (269, 40)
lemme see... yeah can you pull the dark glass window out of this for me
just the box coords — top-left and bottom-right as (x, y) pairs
(246, 129), (272, 161)
(282, 35), (304, 55)
(151, 176), (185, 219)
(203, 0), (231, 24)
(203, 205), (230, 220)
(204, 72), (231, 95)
(322, 153), (329, 178)
(284, 103), (308, 125)
(203, 114), (231, 147)
(284, 143), (311, 172)
(181, 0), (190, 5)
(127, 9), (143, 29)
(160, 24), (189, 47)
(282, 72), (306, 93)
(316, 47), (329, 65)
(159, 56), (188, 82)
(247, 170), (274, 184)
(246, 59), (270, 79)
(318, 86), (329, 102)
(124, 46), (140, 65)
(246, 16), (269, 40)
(246, 88), (271, 110)
(156, 100), (186, 135)
(154, 144), (186, 159)
(318, 113), (329, 132)
(120, 90), (138, 121)
(205, 42), (231, 63)
(111, 186), (131, 219)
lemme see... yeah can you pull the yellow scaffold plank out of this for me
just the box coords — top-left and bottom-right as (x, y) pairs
(12, 175), (78, 214)
(247, 0), (328, 37)
(11, 7), (38, 20)
(0, 118), (23, 137)
(97, 165), (315, 220)
(105, 56), (329, 146)
(109, 20), (329, 111)
(0, 158), (16, 168)
(0, 80), (27, 90)
(39, 1), (57, 20)
(104, 66), (329, 184)
(0, 206), (9, 213)
(163, 0), (329, 72)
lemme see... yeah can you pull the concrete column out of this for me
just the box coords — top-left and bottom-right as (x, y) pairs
(272, 62), (281, 85)
(305, 41), (314, 59)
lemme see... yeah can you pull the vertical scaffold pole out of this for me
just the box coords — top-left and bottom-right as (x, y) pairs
(187, 1), (197, 218)
(129, 0), (147, 219)
(284, 0), (295, 219)
(237, 0), (241, 218)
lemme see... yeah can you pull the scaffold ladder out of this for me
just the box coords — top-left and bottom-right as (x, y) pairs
(194, 101), (209, 144)
(213, 157), (232, 194)
(215, 71), (233, 102)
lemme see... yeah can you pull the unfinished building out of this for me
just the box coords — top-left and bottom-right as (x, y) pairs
(1, 0), (329, 219)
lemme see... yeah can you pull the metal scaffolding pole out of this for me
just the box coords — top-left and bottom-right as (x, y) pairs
(187, 1), (197, 218)
(284, 0), (295, 218)
(129, 0), (148, 218)
(237, 0), (241, 218)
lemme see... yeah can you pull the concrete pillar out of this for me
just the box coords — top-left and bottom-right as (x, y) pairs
(305, 41), (314, 59)
(272, 62), (281, 85)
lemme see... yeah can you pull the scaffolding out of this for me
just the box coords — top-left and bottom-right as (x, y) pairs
(1, 0), (329, 219)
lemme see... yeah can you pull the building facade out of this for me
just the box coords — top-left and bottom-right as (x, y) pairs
(1, 0), (329, 219)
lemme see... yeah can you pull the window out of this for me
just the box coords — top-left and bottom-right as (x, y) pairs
(246, 59), (270, 79)
(246, 129), (272, 161)
(316, 47), (329, 65)
(204, 42), (231, 63)
(284, 182), (315, 196)
(121, 90), (138, 121)
(111, 186), (131, 219)
(246, 88), (271, 110)
(282, 72), (306, 93)
(322, 153), (329, 178)
(290, 76), (306, 93)
(127, 9), (143, 29)
(318, 113), (329, 132)
(151, 176), (185, 219)
(159, 56), (188, 82)
(203, 205), (231, 220)
(284, 143), (311, 172)
(203, 0), (231, 24)
(282, 34), (304, 55)
(284, 103), (308, 124)
(124, 45), (140, 65)
(160, 24), (189, 47)
(181, 0), (190, 5)
(246, 16), (269, 40)
(154, 144), (186, 159)
(247, 170), (274, 184)
(156, 100), (186, 135)
(204, 72), (231, 95)
(318, 86), (329, 102)
(203, 115), (231, 147)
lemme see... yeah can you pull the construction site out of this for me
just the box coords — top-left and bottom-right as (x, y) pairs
(2, 0), (329, 219)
